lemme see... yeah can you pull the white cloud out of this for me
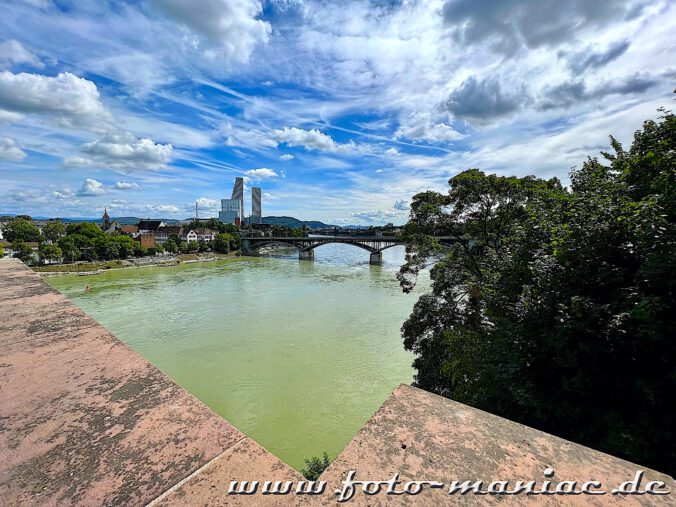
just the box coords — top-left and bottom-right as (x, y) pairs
(351, 208), (403, 223)
(280, 153), (294, 160)
(151, 204), (181, 214)
(149, 0), (271, 62)
(52, 189), (74, 200)
(195, 197), (220, 211)
(263, 192), (278, 200)
(0, 40), (43, 69)
(0, 137), (27, 161)
(0, 109), (23, 123)
(245, 167), (278, 180)
(114, 181), (142, 190)
(271, 127), (359, 153)
(0, 71), (113, 129)
(78, 178), (106, 196)
(393, 200), (409, 211)
(272, 127), (337, 151)
(65, 132), (173, 170)
(395, 112), (463, 142)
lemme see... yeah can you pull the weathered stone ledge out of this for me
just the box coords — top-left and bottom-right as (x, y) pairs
(1, 258), (672, 506)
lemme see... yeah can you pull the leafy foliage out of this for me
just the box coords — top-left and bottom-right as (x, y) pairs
(42, 221), (65, 243)
(38, 243), (62, 264)
(301, 452), (331, 481)
(11, 241), (35, 264)
(3, 218), (41, 242)
(399, 110), (675, 473)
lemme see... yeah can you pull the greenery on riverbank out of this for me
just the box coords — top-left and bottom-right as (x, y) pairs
(398, 109), (675, 474)
(33, 252), (240, 273)
(33, 260), (127, 273)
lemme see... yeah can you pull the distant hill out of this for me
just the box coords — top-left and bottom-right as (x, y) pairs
(1, 213), (363, 229)
(244, 216), (333, 229)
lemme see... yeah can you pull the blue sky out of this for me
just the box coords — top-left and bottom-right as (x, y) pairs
(0, 0), (674, 224)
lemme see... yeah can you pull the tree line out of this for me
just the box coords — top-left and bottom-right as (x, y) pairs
(2, 218), (242, 265)
(398, 109), (675, 474)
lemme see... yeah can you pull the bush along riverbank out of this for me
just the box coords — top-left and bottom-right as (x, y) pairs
(33, 251), (241, 275)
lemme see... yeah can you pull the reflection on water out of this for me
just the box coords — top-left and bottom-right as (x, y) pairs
(48, 244), (428, 470)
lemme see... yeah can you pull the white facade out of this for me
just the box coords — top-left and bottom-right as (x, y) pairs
(219, 199), (241, 224)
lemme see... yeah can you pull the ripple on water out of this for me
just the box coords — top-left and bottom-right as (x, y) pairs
(47, 247), (427, 470)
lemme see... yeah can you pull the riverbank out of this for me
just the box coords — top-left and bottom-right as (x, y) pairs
(33, 251), (242, 275)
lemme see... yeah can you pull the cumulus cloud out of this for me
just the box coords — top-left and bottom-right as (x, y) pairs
(442, 0), (644, 54)
(271, 127), (358, 153)
(445, 76), (528, 124)
(64, 132), (173, 170)
(195, 197), (220, 211)
(0, 39), (43, 69)
(272, 127), (337, 151)
(280, 153), (294, 160)
(395, 113), (462, 142)
(0, 137), (27, 161)
(0, 71), (112, 129)
(78, 178), (106, 196)
(351, 208), (402, 223)
(393, 200), (409, 211)
(149, 0), (271, 62)
(539, 73), (660, 110)
(114, 181), (142, 190)
(151, 204), (181, 214)
(244, 167), (278, 180)
(561, 40), (631, 74)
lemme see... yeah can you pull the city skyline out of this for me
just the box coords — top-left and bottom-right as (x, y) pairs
(1, 1), (675, 224)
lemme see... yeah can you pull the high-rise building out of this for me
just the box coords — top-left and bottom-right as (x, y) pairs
(252, 187), (262, 224)
(231, 177), (244, 224)
(219, 199), (241, 225)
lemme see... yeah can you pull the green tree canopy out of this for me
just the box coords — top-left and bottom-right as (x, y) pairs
(91, 235), (120, 260)
(65, 222), (104, 239)
(398, 110), (675, 474)
(11, 241), (35, 265)
(39, 243), (62, 264)
(58, 236), (81, 263)
(213, 233), (232, 253)
(4, 218), (41, 242)
(42, 221), (66, 243)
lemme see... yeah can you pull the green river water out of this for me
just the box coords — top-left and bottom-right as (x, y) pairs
(47, 244), (427, 471)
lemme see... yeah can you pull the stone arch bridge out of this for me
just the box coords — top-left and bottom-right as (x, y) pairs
(242, 236), (459, 264)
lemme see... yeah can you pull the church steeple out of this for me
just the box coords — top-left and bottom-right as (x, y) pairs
(102, 207), (111, 230)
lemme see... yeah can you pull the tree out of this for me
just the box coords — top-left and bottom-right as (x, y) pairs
(11, 241), (35, 265)
(92, 235), (120, 260)
(301, 453), (331, 481)
(39, 243), (62, 264)
(42, 221), (65, 243)
(58, 236), (81, 263)
(164, 238), (178, 254)
(0, 243), (4, 258)
(187, 240), (199, 253)
(112, 235), (138, 258)
(4, 218), (41, 242)
(213, 233), (232, 253)
(398, 110), (675, 474)
(65, 222), (104, 239)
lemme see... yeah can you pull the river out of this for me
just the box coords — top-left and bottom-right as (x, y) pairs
(47, 244), (428, 471)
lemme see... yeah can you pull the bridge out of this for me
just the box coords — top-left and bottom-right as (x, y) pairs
(242, 236), (460, 264)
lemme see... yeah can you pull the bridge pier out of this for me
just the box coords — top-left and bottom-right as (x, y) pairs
(299, 249), (314, 261)
(369, 252), (382, 265)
